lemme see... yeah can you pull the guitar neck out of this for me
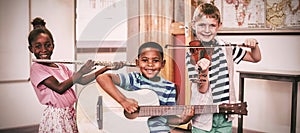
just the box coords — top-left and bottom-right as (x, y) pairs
(137, 105), (218, 117)
(124, 102), (247, 119)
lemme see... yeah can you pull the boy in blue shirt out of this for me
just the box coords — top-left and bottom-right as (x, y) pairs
(97, 42), (194, 132)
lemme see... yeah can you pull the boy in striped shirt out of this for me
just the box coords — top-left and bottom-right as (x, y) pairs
(97, 42), (194, 132)
(187, 3), (261, 133)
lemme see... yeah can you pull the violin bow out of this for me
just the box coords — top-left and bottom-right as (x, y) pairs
(165, 43), (246, 49)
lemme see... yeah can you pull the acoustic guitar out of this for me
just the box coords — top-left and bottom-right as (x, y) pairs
(76, 83), (247, 133)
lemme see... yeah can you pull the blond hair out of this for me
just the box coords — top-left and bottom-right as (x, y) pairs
(192, 3), (221, 24)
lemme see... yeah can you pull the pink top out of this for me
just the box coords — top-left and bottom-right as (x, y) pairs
(30, 62), (77, 108)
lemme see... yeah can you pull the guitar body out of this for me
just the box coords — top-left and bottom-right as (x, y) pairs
(76, 83), (159, 133)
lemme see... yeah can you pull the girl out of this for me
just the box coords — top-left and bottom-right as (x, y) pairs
(28, 27), (122, 132)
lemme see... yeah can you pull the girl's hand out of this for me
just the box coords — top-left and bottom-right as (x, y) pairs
(78, 60), (95, 75)
(244, 38), (258, 49)
(195, 58), (211, 72)
(107, 62), (124, 70)
(120, 98), (139, 114)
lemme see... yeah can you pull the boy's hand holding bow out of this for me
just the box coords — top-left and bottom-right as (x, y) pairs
(195, 58), (211, 72)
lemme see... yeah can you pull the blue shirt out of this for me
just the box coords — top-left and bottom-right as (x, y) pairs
(118, 72), (176, 132)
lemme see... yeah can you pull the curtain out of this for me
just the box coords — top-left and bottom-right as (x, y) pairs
(127, 0), (175, 82)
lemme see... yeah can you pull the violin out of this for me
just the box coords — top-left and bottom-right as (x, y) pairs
(189, 40), (213, 66)
(188, 40), (212, 93)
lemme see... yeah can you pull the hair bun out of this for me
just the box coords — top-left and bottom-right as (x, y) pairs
(31, 17), (46, 29)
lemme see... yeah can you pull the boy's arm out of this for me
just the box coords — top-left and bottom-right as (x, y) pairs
(166, 87), (194, 125)
(242, 38), (262, 63)
(96, 73), (138, 113)
(166, 106), (194, 125)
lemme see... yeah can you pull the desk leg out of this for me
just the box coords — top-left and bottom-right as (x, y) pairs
(238, 76), (244, 133)
(291, 81), (298, 133)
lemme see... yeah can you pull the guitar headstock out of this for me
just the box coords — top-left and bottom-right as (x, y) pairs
(218, 102), (248, 115)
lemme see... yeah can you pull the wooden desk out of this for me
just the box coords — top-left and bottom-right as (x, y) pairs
(237, 69), (300, 133)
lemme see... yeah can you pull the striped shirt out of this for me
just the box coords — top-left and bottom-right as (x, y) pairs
(186, 46), (246, 104)
(210, 47), (230, 103)
(118, 72), (176, 133)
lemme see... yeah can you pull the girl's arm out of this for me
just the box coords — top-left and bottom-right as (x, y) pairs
(42, 60), (95, 94)
(77, 62), (124, 85)
(76, 66), (110, 85)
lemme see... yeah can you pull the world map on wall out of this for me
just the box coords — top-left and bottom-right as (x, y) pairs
(200, 0), (300, 31)
(266, 0), (300, 28)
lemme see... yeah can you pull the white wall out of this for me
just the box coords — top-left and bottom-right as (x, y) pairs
(0, 0), (30, 82)
(76, 0), (127, 42)
(0, 0), (299, 133)
(0, 0), (75, 129)
(219, 35), (300, 133)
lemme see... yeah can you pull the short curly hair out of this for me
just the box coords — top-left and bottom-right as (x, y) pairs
(138, 42), (164, 59)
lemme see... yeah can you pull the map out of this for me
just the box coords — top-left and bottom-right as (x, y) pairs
(198, 0), (300, 31)
(266, 0), (300, 29)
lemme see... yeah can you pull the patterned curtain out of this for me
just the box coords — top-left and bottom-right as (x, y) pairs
(127, 0), (175, 82)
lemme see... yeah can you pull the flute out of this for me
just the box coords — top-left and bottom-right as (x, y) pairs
(32, 59), (136, 67)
